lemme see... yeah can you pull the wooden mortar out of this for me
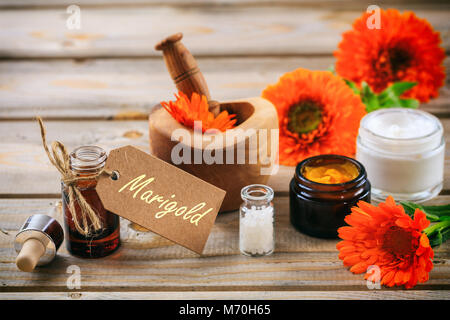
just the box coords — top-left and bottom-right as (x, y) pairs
(150, 33), (278, 212)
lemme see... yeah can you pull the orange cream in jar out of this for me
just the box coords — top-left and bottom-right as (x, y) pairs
(302, 161), (359, 184)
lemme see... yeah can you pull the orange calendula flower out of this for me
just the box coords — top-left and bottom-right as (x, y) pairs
(335, 9), (445, 103)
(262, 68), (366, 166)
(161, 92), (236, 132)
(337, 196), (434, 289)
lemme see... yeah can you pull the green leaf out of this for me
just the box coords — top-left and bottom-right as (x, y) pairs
(345, 80), (420, 113)
(429, 230), (443, 247)
(388, 82), (417, 96)
(400, 201), (440, 222)
(425, 220), (450, 239)
(344, 79), (360, 95)
(361, 82), (381, 112)
(420, 204), (450, 217)
(327, 65), (336, 75)
(401, 201), (421, 216)
(428, 224), (450, 247)
(441, 227), (450, 243)
(397, 98), (419, 109)
(377, 82), (419, 110)
(400, 202), (450, 247)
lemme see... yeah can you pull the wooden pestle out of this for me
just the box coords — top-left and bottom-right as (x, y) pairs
(155, 32), (220, 116)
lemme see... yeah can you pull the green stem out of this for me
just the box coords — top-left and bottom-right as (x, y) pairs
(424, 220), (450, 237)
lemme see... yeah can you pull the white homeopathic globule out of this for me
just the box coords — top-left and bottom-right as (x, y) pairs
(240, 205), (274, 256)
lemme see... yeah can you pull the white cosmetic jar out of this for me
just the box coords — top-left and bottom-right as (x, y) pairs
(356, 108), (445, 203)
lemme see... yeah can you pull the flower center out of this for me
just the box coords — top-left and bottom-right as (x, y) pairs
(382, 226), (417, 257)
(287, 101), (322, 135)
(388, 46), (412, 75)
(375, 44), (413, 82)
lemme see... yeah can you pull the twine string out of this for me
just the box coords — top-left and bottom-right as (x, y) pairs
(37, 116), (113, 236)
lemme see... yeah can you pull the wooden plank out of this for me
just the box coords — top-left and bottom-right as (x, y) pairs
(0, 7), (449, 58)
(1, 290), (450, 300)
(0, 57), (448, 120)
(1, 0), (448, 10)
(0, 197), (448, 292)
(0, 121), (149, 196)
(0, 57), (332, 119)
(1, 120), (450, 195)
(0, 119), (450, 195)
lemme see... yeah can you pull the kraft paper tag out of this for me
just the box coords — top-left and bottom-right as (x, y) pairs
(96, 145), (226, 254)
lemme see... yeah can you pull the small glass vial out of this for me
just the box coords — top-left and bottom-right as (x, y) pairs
(290, 155), (371, 238)
(239, 184), (275, 257)
(62, 146), (120, 258)
(357, 108), (445, 202)
(126, 221), (160, 243)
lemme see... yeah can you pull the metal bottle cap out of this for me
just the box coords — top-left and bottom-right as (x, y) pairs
(14, 214), (64, 267)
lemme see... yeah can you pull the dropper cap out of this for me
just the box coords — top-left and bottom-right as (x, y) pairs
(14, 214), (64, 272)
(16, 238), (46, 272)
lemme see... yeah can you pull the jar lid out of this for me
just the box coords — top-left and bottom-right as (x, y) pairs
(358, 108), (443, 155)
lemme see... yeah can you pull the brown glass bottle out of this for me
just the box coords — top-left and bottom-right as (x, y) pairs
(62, 146), (120, 258)
(289, 154), (371, 238)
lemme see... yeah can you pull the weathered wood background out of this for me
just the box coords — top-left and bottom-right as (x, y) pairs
(0, 0), (449, 300)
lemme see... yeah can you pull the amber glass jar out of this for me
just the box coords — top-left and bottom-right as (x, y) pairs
(289, 155), (370, 238)
(62, 146), (120, 258)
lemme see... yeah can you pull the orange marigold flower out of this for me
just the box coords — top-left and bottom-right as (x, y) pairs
(161, 91), (236, 132)
(335, 9), (446, 103)
(262, 68), (366, 166)
(337, 196), (434, 289)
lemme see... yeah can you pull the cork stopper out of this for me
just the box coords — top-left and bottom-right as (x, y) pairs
(155, 32), (220, 116)
(16, 238), (46, 272)
(14, 214), (64, 272)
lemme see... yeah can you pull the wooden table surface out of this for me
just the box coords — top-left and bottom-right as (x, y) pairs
(0, 0), (449, 300)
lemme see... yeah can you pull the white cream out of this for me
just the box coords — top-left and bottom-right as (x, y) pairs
(356, 108), (445, 202)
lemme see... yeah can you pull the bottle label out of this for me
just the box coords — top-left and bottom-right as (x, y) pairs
(96, 145), (226, 254)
